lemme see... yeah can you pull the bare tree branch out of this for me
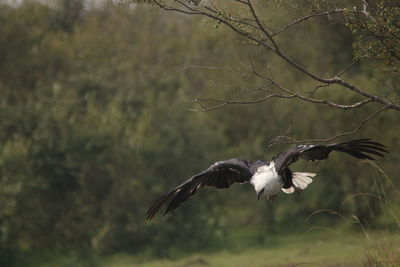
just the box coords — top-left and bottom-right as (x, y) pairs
(272, 9), (348, 36)
(337, 59), (359, 77)
(146, 1), (400, 111)
(247, 0), (280, 51)
(121, 0), (400, 142)
(190, 89), (373, 112)
(267, 106), (391, 147)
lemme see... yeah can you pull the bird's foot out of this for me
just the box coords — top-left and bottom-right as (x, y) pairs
(294, 187), (303, 195)
(267, 194), (277, 203)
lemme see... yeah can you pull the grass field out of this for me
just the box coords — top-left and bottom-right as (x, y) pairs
(12, 230), (399, 267)
(99, 231), (399, 267)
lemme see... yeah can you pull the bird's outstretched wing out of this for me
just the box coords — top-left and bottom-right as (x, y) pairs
(274, 139), (388, 173)
(146, 158), (252, 220)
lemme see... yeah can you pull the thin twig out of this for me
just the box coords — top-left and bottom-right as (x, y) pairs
(267, 106), (390, 147)
(272, 9), (348, 36)
(151, 0), (400, 111)
(247, 0), (280, 51)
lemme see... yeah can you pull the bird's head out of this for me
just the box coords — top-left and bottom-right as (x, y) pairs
(251, 173), (267, 200)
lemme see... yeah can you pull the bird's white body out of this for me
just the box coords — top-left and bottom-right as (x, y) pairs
(251, 162), (283, 197)
(250, 162), (317, 197)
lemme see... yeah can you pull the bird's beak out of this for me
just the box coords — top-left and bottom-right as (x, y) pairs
(257, 189), (264, 200)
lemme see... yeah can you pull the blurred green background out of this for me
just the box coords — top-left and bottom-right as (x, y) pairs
(0, 0), (399, 266)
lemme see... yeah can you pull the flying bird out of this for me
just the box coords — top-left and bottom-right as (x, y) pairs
(146, 139), (387, 220)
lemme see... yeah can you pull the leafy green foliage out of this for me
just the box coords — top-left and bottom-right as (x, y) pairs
(346, 1), (400, 74)
(0, 0), (399, 265)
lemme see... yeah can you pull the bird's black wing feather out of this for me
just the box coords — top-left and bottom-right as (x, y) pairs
(274, 139), (388, 173)
(146, 158), (253, 220)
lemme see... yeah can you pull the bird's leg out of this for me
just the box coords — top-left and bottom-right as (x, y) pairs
(294, 187), (303, 195)
(267, 194), (276, 204)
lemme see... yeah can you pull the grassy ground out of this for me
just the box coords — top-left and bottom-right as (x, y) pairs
(99, 231), (399, 267)
(12, 230), (400, 267)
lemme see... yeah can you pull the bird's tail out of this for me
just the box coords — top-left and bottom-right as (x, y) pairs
(282, 172), (316, 194)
